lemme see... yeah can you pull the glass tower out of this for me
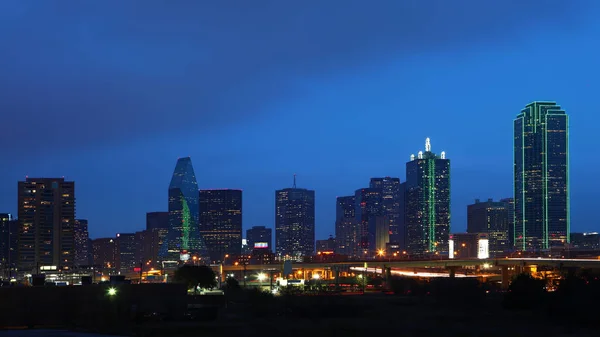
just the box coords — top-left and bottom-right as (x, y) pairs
(404, 138), (450, 255)
(163, 157), (208, 263)
(275, 177), (315, 259)
(199, 189), (243, 263)
(334, 196), (357, 257)
(514, 102), (569, 251)
(369, 177), (402, 245)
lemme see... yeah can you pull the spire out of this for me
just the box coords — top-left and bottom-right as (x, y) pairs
(425, 137), (431, 152)
(293, 173), (297, 188)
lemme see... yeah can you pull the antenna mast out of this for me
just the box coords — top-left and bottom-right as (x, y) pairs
(293, 173), (297, 188)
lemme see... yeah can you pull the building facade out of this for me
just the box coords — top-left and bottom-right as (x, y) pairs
(146, 212), (169, 230)
(275, 179), (315, 258)
(116, 233), (137, 275)
(163, 157), (207, 263)
(0, 214), (17, 277)
(369, 177), (402, 245)
(404, 138), (451, 255)
(514, 102), (569, 251)
(334, 196), (357, 256)
(355, 188), (383, 256)
(199, 189), (243, 263)
(570, 232), (600, 250)
(467, 199), (510, 257)
(92, 237), (116, 272)
(18, 178), (76, 272)
(246, 226), (272, 251)
(74, 219), (91, 267)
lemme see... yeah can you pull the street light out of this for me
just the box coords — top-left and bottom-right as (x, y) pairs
(107, 287), (117, 296)
(312, 273), (320, 280)
(257, 273), (267, 282)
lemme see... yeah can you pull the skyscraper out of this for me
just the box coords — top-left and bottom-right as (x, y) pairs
(404, 138), (450, 255)
(0, 213), (14, 277)
(501, 197), (515, 247)
(275, 176), (315, 258)
(355, 188), (384, 255)
(74, 219), (91, 267)
(514, 102), (569, 251)
(163, 157), (208, 263)
(369, 177), (402, 245)
(334, 196), (357, 256)
(246, 226), (273, 251)
(18, 178), (76, 272)
(467, 199), (510, 257)
(92, 237), (116, 272)
(199, 189), (243, 263)
(116, 233), (137, 275)
(146, 212), (169, 230)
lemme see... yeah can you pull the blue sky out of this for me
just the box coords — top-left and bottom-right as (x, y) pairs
(0, 0), (599, 239)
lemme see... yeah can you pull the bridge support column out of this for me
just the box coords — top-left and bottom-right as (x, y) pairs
(447, 266), (457, 278)
(501, 266), (509, 290)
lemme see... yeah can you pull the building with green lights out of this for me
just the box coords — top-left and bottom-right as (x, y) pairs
(163, 157), (208, 264)
(514, 102), (569, 251)
(404, 138), (450, 255)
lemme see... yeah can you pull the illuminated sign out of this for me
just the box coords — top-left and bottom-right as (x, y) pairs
(180, 253), (190, 261)
(449, 240), (455, 259)
(477, 239), (489, 259)
(254, 242), (269, 249)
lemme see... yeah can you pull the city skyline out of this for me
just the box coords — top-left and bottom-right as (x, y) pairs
(1, 1), (599, 240)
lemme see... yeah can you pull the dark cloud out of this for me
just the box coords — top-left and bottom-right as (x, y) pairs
(0, 0), (588, 154)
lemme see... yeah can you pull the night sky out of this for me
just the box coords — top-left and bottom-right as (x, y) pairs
(1, 1), (599, 240)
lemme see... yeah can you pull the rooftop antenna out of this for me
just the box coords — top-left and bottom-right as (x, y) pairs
(293, 173), (297, 188)
(425, 137), (431, 152)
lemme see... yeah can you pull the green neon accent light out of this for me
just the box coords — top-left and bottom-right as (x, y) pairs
(428, 159), (436, 252)
(181, 196), (190, 251)
(566, 114), (570, 243)
(543, 109), (549, 248)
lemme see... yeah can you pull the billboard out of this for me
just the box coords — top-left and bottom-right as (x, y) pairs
(254, 242), (269, 249)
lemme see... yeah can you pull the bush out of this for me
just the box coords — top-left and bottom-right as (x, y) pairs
(502, 273), (546, 310)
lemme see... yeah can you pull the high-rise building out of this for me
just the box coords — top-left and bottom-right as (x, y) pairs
(0, 213), (16, 277)
(163, 157), (207, 263)
(275, 177), (315, 258)
(18, 178), (76, 272)
(116, 233), (137, 275)
(369, 177), (402, 244)
(467, 199), (510, 257)
(246, 226), (272, 251)
(316, 236), (336, 253)
(74, 219), (91, 267)
(146, 212), (169, 230)
(92, 237), (116, 272)
(514, 102), (569, 251)
(404, 138), (450, 255)
(570, 233), (600, 250)
(334, 196), (357, 256)
(199, 189), (243, 263)
(355, 188), (383, 256)
(501, 197), (515, 247)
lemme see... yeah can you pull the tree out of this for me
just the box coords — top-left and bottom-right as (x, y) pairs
(503, 273), (546, 310)
(174, 265), (217, 292)
(225, 276), (240, 289)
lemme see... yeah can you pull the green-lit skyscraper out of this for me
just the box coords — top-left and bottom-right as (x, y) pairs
(514, 102), (569, 251)
(404, 138), (451, 255)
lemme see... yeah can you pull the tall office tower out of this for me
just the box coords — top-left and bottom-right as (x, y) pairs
(116, 233), (137, 275)
(146, 212), (169, 230)
(316, 236), (336, 253)
(405, 138), (451, 255)
(92, 237), (116, 271)
(18, 178), (76, 272)
(1, 214), (13, 276)
(163, 157), (207, 263)
(246, 226), (273, 251)
(199, 189), (243, 263)
(74, 219), (91, 267)
(369, 177), (402, 244)
(355, 188), (384, 256)
(500, 198), (515, 247)
(467, 199), (510, 257)
(335, 196), (357, 256)
(275, 176), (315, 258)
(514, 102), (569, 251)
